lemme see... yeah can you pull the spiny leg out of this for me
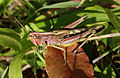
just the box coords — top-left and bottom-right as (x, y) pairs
(73, 30), (96, 54)
(52, 45), (67, 65)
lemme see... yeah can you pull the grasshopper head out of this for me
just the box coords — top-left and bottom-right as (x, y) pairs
(29, 32), (42, 46)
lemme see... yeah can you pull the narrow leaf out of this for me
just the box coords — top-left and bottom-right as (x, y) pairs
(23, 0), (35, 10)
(9, 37), (33, 78)
(9, 52), (24, 78)
(92, 45), (120, 63)
(35, 51), (45, 64)
(1, 66), (8, 78)
(0, 28), (22, 51)
(29, 23), (44, 32)
(36, 1), (80, 11)
(76, 0), (86, 8)
(104, 8), (120, 33)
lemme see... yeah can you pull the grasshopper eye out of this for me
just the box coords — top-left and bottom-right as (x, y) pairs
(29, 34), (36, 38)
(45, 41), (48, 45)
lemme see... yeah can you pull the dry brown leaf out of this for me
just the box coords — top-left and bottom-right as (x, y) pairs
(45, 43), (94, 78)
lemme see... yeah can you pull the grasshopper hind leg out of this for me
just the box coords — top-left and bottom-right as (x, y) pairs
(73, 30), (96, 54)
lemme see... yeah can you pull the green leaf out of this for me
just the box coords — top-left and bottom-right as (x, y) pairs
(1, 66), (8, 78)
(94, 64), (116, 78)
(9, 37), (33, 78)
(103, 64), (116, 78)
(76, 0), (86, 8)
(104, 8), (120, 33)
(35, 51), (45, 64)
(23, 0), (35, 10)
(37, 1), (80, 11)
(0, 28), (22, 51)
(9, 52), (24, 78)
(29, 23), (44, 32)
(35, 5), (109, 30)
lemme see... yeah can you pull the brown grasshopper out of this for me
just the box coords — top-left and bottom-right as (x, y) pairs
(29, 14), (104, 64)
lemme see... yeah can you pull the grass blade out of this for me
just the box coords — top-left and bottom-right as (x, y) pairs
(104, 8), (120, 33)
(1, 66), (9, 78)
(36, 1), (80, 11)
(9, 53), (24, 78)
(92, 45), (120, 63)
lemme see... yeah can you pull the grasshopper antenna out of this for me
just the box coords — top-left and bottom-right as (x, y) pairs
(14, 17), (28, 33)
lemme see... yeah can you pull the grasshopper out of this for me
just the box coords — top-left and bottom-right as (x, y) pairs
(29, 14), (104, 64)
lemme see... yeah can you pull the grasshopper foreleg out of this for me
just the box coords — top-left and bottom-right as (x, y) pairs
(73, 30), (96, 54)
(52, 45), (67, 65)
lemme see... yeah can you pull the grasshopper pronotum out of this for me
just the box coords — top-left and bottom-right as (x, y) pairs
(29, 14), (104, 64)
